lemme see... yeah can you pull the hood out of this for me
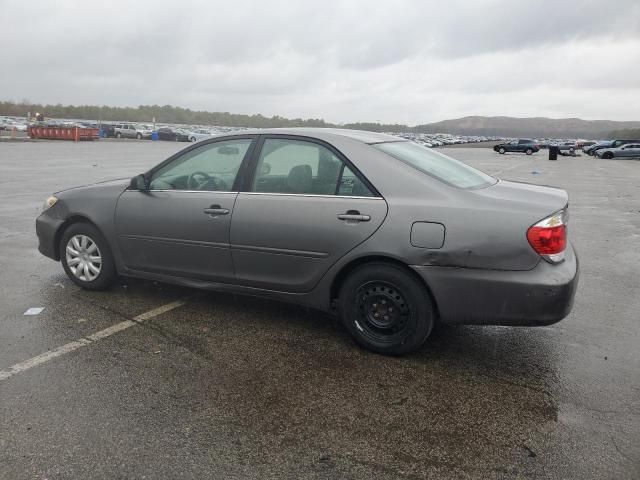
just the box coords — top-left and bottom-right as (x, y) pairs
(55, 177), (129, 195)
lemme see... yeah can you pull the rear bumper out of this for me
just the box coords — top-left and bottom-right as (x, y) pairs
(411, 244), (579, 326)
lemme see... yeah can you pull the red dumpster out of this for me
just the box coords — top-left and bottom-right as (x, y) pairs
(27, 126), (100, 141)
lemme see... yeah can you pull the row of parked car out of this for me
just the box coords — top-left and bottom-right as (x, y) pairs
(6, 115), (639, 159)
(100, 123), (219, 143)
(0, 117), (28, 132)
(390, 132), (502, 147)
(491, 138), (640, 159)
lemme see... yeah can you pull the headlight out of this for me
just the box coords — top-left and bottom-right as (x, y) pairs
(43, 195), (58, 211)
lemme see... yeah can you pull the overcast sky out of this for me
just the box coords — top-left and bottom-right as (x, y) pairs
(2, 0), (639, 124)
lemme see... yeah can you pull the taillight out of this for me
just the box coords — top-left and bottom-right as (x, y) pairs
(527, 208), (568, 263)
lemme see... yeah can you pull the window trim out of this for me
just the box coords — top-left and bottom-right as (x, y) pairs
(240, 191), (383, 200)
(242, 134), (381, 198)
(140, 135), (259, 192)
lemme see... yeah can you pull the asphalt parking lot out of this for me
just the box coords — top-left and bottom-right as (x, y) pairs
(1, 140), (638, 479)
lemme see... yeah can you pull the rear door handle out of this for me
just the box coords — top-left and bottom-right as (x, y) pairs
(203, 205), (229, 216)
(337, 211), (370, 222)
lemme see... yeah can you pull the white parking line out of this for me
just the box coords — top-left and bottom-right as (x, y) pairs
(0, 300), (186, 382)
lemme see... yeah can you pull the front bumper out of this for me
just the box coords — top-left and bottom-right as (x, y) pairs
(36, 211), (64, 260)
(411, 244), (579, 326)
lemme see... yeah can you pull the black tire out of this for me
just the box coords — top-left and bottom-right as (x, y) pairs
(499, 147), (506, 154)
(137, 133), (142, 139)
(338, 263), (435, 355)
(115, 132), (121, 138)
(603, 152), (613, 159)
(525, 148), (533, 155)
(59, 222), (117, 290)
(190, 136), (197, 142)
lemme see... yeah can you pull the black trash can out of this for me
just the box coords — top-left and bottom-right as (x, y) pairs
(549, 146), (558, 160)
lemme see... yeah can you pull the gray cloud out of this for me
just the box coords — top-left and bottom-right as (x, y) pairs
(1, 0), (639, 123)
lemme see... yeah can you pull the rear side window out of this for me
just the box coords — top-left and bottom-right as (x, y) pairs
(252, 138), (375, 197)
(373, 141), (496, 189)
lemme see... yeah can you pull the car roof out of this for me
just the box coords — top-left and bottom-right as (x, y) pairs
(218, 128), (403, 145)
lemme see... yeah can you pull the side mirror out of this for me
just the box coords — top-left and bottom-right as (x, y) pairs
(130, 174), (149, 190)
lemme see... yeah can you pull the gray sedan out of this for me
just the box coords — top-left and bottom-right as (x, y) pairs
(36, 129), (579, 355)
(595, 143), (640, 159)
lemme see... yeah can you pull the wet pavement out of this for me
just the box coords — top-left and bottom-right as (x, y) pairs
(0, 141), (638, 479)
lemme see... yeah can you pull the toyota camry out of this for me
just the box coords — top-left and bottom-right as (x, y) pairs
(36, 129), (579, 355)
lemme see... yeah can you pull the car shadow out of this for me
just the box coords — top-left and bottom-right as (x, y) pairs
(38, 276), (561, 476)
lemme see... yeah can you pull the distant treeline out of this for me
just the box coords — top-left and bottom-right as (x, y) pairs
(0, 101), (332, 128)
(4, 100), (637, 137)
(608, 128), (640, 138)
(0, 100), (428, 132)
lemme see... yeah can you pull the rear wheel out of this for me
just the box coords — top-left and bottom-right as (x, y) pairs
(499, 147), (506, 154)
(137, 133), (142, 139)
(525, 148), (533, 155)
(190, 136), (197, 142)
(338, 263), (434, 355)
(60, 223), (116, 290)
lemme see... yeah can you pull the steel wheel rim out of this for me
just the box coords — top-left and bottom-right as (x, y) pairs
(354, 281), (412, 344)
(65, 235), (102, 282)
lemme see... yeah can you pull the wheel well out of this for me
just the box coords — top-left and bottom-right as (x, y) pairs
(53, 216), (100, 260)
(330, 256), (440, 319)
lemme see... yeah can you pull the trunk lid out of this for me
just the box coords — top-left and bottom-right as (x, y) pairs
(473, 179), (568, 216)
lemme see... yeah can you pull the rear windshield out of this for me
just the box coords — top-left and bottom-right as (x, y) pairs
(373, 141), (496, 189)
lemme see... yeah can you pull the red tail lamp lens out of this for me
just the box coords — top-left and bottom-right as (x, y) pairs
(527, 209), (568, 263)
(527, 224), (566, 255)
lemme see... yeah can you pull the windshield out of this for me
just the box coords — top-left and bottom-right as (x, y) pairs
(373, 141), (496, 189)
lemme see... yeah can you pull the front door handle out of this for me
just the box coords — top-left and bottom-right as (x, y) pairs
(203, 205), (230, 216)
(337, 211), (370, 222)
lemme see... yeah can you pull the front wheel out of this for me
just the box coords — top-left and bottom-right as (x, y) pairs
(603, 152), (614, 159)
(115, 132), (122, 138)
(338, 263), (435, 355)
(499, 147), (506, 154)
(60, 223), (116, 290)
(137, 133), (142, 139)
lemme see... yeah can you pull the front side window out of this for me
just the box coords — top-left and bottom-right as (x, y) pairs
(252, 138), (374, 196)
(149, 139), (252, 191)
(373, 141), (496, 189)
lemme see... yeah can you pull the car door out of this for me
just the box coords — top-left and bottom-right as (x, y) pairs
(230, 136), (388, 293)
(114, 136), (256, 281)
(621, 144), (640, 157)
